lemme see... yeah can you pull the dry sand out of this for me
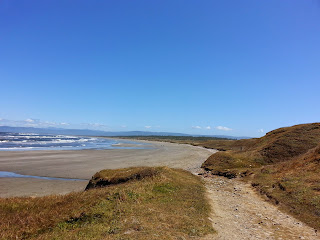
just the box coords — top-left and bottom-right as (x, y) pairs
(0, 141), (214, 197)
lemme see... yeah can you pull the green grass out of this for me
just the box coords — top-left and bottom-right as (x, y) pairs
(110, 135), (233, 147)
(85, 167), (160, 190)
(0, 167), (215, 240)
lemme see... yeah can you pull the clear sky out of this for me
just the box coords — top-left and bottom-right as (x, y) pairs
(1, 0), (319, 137)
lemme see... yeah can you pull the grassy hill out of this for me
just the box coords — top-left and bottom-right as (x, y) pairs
(202, 123), (320, 173)
(201, 122), (320, 229)
(0, 167), (214, 240)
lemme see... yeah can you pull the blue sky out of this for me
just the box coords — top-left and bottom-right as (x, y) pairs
(1, 0), (319, 137)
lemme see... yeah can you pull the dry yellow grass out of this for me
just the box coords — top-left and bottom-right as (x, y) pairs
(202, 123), (320, 173)
(252, 144), (320, 230)
(85, 167), (160, 190)
(200, 123), (320, 230)
(0, 167), (214, 240)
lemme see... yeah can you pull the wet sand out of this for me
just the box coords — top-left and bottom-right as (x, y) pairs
(0, 141), (215, 197)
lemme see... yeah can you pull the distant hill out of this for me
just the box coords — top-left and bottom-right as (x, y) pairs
(0, 126), (246, 139)
(0, 126), (189, 137)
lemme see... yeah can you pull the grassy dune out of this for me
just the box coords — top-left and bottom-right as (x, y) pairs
(202, 123), (320, 172)
(0, 167), (214, 240)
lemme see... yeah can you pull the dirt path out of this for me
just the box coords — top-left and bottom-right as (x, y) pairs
(200, 172), (319, 240)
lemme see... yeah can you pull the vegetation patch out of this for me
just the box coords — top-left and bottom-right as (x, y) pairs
(202, 123), (320, 170)
(201, 152), (258, 176)
(0, 167), (214, 240)
(112, 135), (232, 143)
(85, 167), (160, 190)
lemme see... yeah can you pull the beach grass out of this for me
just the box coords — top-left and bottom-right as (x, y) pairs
(0, 167), (214, 240)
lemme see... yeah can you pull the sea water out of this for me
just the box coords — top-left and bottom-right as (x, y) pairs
(0, 171), (87, 181)
(0, 132), (150, 151)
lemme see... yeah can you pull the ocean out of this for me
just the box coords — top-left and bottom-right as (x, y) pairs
(0, 132), (150, 151)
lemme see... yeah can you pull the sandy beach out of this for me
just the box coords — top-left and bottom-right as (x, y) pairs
(0, 141), (215, 198)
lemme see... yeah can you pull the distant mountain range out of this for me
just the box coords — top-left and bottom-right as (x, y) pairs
(0, 126), (250, 139)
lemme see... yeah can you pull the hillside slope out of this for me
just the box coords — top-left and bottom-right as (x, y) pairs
(252, 144), (320, 229)
(202, 123), (320, 172)
(201, 123), (320, 230)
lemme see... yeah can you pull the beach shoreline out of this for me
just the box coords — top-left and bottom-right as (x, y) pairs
(0, 141), (215, 198)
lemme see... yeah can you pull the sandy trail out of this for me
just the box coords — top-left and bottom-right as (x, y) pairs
(201, 173), (319, 240)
